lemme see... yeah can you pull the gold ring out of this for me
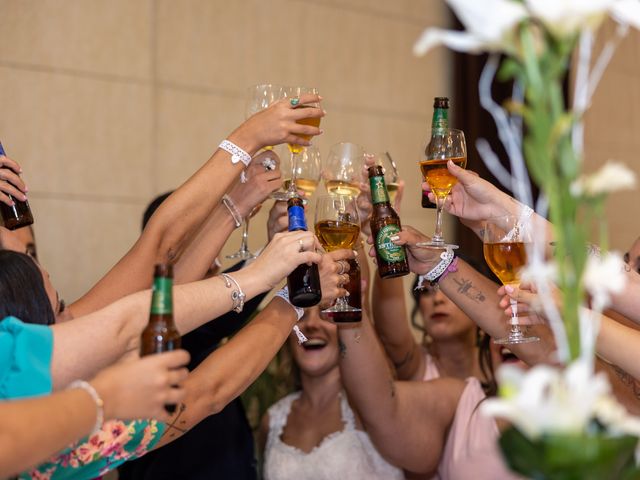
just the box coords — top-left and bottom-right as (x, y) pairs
(337, 260), (346, 275)
(298, 239), (305, 252)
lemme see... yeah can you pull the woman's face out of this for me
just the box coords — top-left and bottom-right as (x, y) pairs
(418, 286), (477, 342)
(288, 307), (340, 378)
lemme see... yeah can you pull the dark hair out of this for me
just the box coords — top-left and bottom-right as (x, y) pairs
(410, 253), (498, 396)
(0, 250), (56, 325)
(142, 191), (173, 230)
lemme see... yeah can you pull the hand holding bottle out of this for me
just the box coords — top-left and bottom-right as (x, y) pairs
(0, 153), (27, 207)
(227, 151), (282, 219)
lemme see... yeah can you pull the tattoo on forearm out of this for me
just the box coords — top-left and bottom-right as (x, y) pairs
(161, 403), (188, 438)
(613, 366), (640, 400)
(339, 339), (347, 358)
(453, 277), (486, 304)
(394, 347), (415, 370)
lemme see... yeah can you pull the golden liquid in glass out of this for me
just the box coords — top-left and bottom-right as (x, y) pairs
(419, 156), (467, 197)
(283, 178), (319, 197)
(386, 182), (399, 204)
(325, 180), (361, 198)
(483, 241), (528, 285)
(288, 108), (321, 154)
(315, 220), (361, 251)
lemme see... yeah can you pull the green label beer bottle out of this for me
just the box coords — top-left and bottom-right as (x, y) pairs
(368, 165), (409, 279)
(140, 263), (181, 413)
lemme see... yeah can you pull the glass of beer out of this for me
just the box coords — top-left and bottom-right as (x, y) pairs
(228, 84), (286, 260)
(272, 145), (322, 201)
(323, 142), (365, 198)
(483, 215), (540, 345)
(282, 86), (321, 198)
(417, 128), (467, 249)
(314, 194), (361, 314)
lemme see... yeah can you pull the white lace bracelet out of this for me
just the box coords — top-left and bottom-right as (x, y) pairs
(69, 380), (104, 435)
(219, 139), (252, 167)
(221, 273), (246, 313)
(416, 246), (455, 289)
(274, 286), (307, 344)
(222, 194), (243, 228)
(520, 204), (534, 219)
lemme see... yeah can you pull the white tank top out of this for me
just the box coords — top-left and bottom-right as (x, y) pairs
(263, 391), (404, 480)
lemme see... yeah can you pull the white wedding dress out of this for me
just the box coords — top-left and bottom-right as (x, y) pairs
(263, 391), (404, 480)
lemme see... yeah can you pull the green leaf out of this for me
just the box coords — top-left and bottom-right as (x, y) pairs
(498, 58), (523, 82)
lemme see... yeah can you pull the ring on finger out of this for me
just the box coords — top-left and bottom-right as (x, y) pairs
(298, 239), (305, 252)
(262, 157), (277, 171)
(290, 97), (300, 107)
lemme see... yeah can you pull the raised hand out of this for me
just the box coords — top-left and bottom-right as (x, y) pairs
(497, 282), (556, 325)
(318, 249), (355, 309)
(367, 225), (441, 275)
(0, 154), (28, 207)
(91, 350), (190, 422)
(228, 151), (282, 219)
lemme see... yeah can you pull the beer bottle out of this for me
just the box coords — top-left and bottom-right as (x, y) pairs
(368, 165), (409, 279)
(141, 264), (181, 413)
(286, 195), (322, 307)
(421, 98), (449, 209)
(0, 142), (34, 230)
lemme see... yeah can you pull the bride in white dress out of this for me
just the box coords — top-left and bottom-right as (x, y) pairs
(259, 306), (404, 480)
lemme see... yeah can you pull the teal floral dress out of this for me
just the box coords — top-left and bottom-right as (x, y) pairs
(0, 316), (166, 480)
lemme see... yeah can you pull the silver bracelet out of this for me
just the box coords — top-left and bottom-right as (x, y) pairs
(69, 380), (104, 435)
(221, 273), (246, 313)
(274, 286), (307, 344)
(222, 194), (243, 228)
(219, 139), (252, 167)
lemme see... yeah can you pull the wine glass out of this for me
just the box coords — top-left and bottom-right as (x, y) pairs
(483, 215), (540, 345)
(272, 145), (322, 201)
(227, 84), (285, 260)
(417, 128), (467, 249)
(368, 151), (400, 204)
(281, 86), (321, 198)
(323, 142), (365, 197)
(314, 194), (361, 314)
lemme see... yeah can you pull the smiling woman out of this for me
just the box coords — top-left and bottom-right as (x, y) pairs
(258, 306), (403, 480)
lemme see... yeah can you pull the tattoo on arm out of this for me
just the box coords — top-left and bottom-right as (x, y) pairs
(393, 345), (415, 370)
(613, 366), (640, 400)
(161, 403), (188, 438)
(452, 277), (486, 304)
(339, 339), (347, 359)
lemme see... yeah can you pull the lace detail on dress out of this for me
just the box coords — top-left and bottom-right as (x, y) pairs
(264, 391), (403, 480)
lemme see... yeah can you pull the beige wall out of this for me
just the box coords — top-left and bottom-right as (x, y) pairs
(583, 20), (640, 253)
(0, 0), (452, 303)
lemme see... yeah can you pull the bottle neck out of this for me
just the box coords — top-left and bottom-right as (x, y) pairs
(431, 107), (448, 135)
(288, 204), (308, 232)
(150, 276), (173, 315)
(369, 175), (390, 205)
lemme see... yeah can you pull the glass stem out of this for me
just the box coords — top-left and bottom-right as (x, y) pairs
(240, 218), (250, 252)
(288, 152), (299, 194)
(433, 194), (446, 243)
(509, 297), (520, 327)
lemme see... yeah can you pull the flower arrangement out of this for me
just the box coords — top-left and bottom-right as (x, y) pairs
(415, 0), (640, 477)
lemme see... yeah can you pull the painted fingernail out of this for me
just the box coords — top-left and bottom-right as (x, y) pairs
(353, 250), (358, 256)
(390, 235), (400, 241)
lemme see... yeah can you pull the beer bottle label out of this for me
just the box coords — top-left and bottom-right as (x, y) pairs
(376, 224), (406, 262)
(432, 108), (448, 135)
(369, 176), (390, 205)
(288, 205), (308, 231)
(151, 277), (173, 314)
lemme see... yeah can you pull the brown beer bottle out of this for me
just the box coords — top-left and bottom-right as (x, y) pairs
(421, 97), (449, 210)
(368, 165), (409, 279)
(0, 142), (34, 230)
(286, 195), (322, 307)
(140, 264), (181, 413)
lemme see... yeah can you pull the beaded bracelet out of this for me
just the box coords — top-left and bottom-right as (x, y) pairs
(274, 286), (307, 344)
(221, 273), (246, 313)
(416, 247), (455, 290)
(221, 194), (243, 228)
(69, 380), (104, 435)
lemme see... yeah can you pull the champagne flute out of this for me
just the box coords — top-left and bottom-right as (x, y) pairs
(323, 142), (365, 197)
(272, 145), (322, 201)
(417, 128), (467, 249)
(227, 84), (285, 260)
(314, 194), (361, 314)
(281, 86), (321, 198)
(483, 215), (540, 345)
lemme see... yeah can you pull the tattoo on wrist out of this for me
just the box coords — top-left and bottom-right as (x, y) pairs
(452, 277), (486, 303)
(613, 365), (640, 400)
(161, 403), (188, 438)
(339, 339), (347, 359)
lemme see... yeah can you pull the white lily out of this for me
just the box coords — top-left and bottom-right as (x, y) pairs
(526, 0), (614, 38)
(610, 0), (640, 30)
(413, 0), (528, 56)
(570, 161), (637, 197)
(482, 359), (612, 438)
(583, 251), (627, 311)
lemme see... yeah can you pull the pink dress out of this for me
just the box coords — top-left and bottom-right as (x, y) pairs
(423, 353), (522, 480)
